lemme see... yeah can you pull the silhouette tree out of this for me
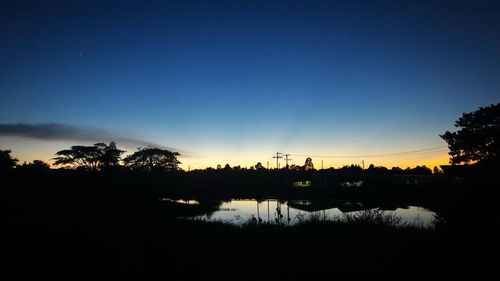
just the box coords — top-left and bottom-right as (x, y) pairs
(337, 164), (363, 182)
(123, 147), (180, 171)
(53, 142), (124, 170)
(21, 160), (50, 170)
(303, 157), (314, 170)
(0, 149), (18, 170)
(53, 145), (100, 170)
(390, 167), (404, 174)
(433, 166), (442, 174)
(366, 164), (388, 174)
(409, 165), (432, 175)
(95, 142), (124, 169)
(254, 162), (265, 170)
(441, 103), (500, 164)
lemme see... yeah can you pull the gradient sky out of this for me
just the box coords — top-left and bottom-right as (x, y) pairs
(1, 0), (499, 169)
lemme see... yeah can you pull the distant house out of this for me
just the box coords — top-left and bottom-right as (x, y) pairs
(337, 201), (365, 213)
(160, 198), (200, 205)
(339, 180), (363, 188)
(288, 199), (343, 212)
(292, 180), (312, 188)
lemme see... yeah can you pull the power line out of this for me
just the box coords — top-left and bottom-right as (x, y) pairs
(288, 146), (448, 159)
(283, 154), (292, 168)
(272, 152), (283, 169)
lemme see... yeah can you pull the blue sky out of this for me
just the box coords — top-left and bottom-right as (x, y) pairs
(1, 0), (499, 168)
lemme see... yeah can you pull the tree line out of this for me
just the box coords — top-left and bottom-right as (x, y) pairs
(0, 146), (438, 175)
(0, 144), (181, 172)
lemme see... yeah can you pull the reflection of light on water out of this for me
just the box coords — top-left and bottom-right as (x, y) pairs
(160, 198), (200, 205)
(384, 206), (435, 227)
(293, 200), (312, 206)
(191, 199), (436, 227)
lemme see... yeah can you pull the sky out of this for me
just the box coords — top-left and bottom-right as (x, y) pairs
(1, 0), (499, 169)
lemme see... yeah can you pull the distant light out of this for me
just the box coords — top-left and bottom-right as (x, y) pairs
(159, 198), (199, 205)
(292, 181), (312, 188)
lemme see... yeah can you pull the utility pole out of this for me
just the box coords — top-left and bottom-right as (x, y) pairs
(362, 160), (365, 170)
(257, 201), (260, 221)
(267, 199), (270, 222)
(283, 154), (292, 169)
(287, 204), (290, 225)
(267, 161), (269, 169)
(272, 152), (282, 170)
(321, 160), (324, 170)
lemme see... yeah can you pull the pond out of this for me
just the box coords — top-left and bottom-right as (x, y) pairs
(181, 199), (436, 228)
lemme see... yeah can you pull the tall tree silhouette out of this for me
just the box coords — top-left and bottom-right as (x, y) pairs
(95, 142), (124, 169)
(53, 142), (124, 170)
(123, 147), (180, 171)
(441, 103), (500, 164)
(0, 149), (18, 171)
(304, 157), (314, 170)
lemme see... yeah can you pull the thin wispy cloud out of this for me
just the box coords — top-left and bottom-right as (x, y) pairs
(0, 123), (185, 155)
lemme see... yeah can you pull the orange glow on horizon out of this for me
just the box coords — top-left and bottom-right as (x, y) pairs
(177, 151), (451, 170)
(6, 136), (451, 170)
(13, 152), (450, 170)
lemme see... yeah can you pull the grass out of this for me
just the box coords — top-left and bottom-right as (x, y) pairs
(336, 209), (405, 227)
(182, 209), (434, 234)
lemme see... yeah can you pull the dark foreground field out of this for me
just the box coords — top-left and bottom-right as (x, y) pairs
(2, 169), (498, 279)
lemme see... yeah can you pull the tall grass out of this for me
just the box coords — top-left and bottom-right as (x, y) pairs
(336, 209), (404, 227)
(181, 209), (434, 230)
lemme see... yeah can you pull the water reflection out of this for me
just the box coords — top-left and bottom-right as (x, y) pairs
(187, 199), (436, 227)
(160, 198), (199, 205)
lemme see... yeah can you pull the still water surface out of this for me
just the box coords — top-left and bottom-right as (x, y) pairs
(181, 199), (436, 227)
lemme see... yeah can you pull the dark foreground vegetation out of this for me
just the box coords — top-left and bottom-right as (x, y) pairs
(2, 165), (499, 279)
